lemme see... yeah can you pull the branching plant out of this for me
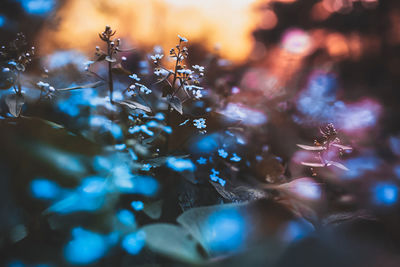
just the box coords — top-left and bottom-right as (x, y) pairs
(0, 33), (34, 117)
(297, 123), (352, 174)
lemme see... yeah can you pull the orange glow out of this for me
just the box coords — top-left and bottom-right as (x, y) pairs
(258, 9), (278, 30)
(311, 2), (332, 21)
(36, 0), (294, 63)
(325, 33), (349, 58)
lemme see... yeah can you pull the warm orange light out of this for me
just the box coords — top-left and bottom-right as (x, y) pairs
(311, 2), (332, 21)
(37, 0), (296, 63)
(325, 33), (349, 58)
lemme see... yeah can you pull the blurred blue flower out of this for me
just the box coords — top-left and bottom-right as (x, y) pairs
(30, 179), (61, 200)
(122, 231), (146, 255)
(166, 157), (196, 172)
(17, 0), (56, 15)
(131, 201), (144, 211)
(205, 209), (245, 253)
(0, 15), (6, 27)
(117, 209), (136, 226)
(373, 182), (398, 205)
(64, 228), (108, 265)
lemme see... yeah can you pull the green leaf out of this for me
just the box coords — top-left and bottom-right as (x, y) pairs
(141, 223), (206, 264)
(6, 93), (24, 117)
(168, 95), (183, 114)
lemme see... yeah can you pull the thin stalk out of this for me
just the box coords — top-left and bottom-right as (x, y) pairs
(107, 40), (114, 104)
(164, 43), (182, 153)
(17, 71), (22, 96)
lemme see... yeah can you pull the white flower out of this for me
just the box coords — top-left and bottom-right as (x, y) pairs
(193, 118), (206, 129)
(185, 85), (203, 91)
(192, 65), (205, 72)
(150, 54), (164, 62)
(177, 69), (193, 75)
(178, 35), (188, 42)
(129, 74), (141, 81)
(154, 68), (168, 76)
(135, 83), (152, 95)
(193, 90), (203, 99)
(37, 81), (50, 88)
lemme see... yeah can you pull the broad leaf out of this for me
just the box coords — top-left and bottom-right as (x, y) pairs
(141, 223), (206, 264)
(167, 95), (183, 114)
(6, 93), (24, 117)
(176, 203), (248, 256)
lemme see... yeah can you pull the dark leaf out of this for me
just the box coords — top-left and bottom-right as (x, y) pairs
(322, 210), (377, 227)
(57, 81), (104, 91)
(6, 93), (24, 117)
(117, 100), (152, 113)
(95, 53), (107, 62)
(168, 95), (183, 114)
(143, 200), (163, 219)
(161, 84), (172, 97)
(0, 67), (16, 90)
(111, 63), (131, 75)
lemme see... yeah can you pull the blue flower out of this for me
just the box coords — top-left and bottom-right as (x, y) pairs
(129, 125), (154, 136)
(210, 169), (226, 186)
(129, 74), (140, 81)
(197, 157), (207, 165)
(141, 164), (152, 171)
(218, 149), (228, 159)
(193, 118), (206, 129)
(230, 153), (241, 162)
(131, 201), (144, 211)
(166, 157), (196, 172)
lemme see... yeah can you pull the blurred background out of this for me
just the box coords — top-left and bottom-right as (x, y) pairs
(2, 0), (400, 266)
